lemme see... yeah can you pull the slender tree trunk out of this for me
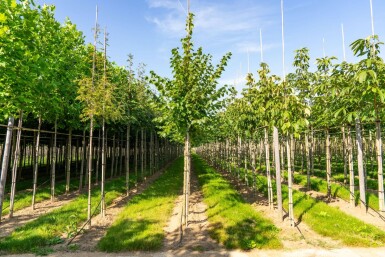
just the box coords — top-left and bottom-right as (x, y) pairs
(126, 124), (130, 196)
(355, 118), (366, 209)
(32, 116), (42, 210)
(264, 128), (273, 209)
(325, 128), (332, 200)
(342, 126), (348, 184)
(0, 117), (14, 221)
(273, 127), (283, 220)
(305, 132), (311, 190)
(287, 135), (295, 226)
(79, 129), (86, 191)
(95, 129), (100, 185)
(375, 120), (385, 212)
(87, 118), (94, 228)
(111, 134), (115, 178)
(183, 131), (191, 227)
(51, 119), (57, 201)
(101, 119), (106, 217)
(66, 128), (72, 194)
(347, 126), (355, 207)
(9, 113), (23, 218)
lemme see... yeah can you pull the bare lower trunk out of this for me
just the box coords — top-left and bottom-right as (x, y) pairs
(264, 128), (273, 209)
(9, 113), (23, 217)
(273, 127), (283, 221)
(375, 120), (384, 212)
(0, 117), (14, 221)
(325, 128), (331, 200)
(32, 116), (42, 210)
(79, 129), (86, 191)
(101, 118), (106, 217)
(66, 128), (72, 194)
(183, 131), (191, 227)
(125, 124), (130, 196)
(347, 126), (355, 207)
(355, 118), (366, 209)
(87, 118), (94, 228)
(50, 120), (57, 201)
(286, 135), (294, 226)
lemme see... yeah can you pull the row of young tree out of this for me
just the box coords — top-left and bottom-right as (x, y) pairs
(201, 33), (385, 225)
(0, 0), (178, 226)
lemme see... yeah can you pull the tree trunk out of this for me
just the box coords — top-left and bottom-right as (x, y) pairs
(87, 118), (94, 228)
(286, 135), (295, 226)
(95, 129), (101, 185)
(347, 126), (355, 207)
(355, 118), (366, 209)
(342, 126), (348, 184)
(101, 118), (106, 217)
(0, 117), (14, 221)
(9, 113), (23, 218)
(51, 119), (57, 201)
(32, 116), (42, 210)
(125, 124), (130, 196)
(79, 129), (86, 191)
(273, 127), (283, 220)
(264, 128), (273, 209)
(66, 128), (72, 194)
(375, 120), (384, 212)
(183, 131), (191, 227)
(325, 128), (332, 200)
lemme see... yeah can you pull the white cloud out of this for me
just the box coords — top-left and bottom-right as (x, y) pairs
(146, 0), (273, 38)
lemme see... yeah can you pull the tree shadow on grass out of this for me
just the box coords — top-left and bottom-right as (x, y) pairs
(98, 218), (164, 252)
(209, 218), (281, 250)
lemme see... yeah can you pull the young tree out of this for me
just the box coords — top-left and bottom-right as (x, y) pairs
(149, 13), (231, 228)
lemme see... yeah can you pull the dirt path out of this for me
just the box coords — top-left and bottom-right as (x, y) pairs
(0, 190), (79, 238)
(219, 171), (343, 250)
(163, 172), (223, 252)
(292, 183), (385, 232)
(57, 171), (166, 251)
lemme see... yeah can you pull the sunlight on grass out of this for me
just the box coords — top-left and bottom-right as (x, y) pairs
(0, 176), (130, 253)
(193, 155), (282, 250)
(98, 157), (184, 252)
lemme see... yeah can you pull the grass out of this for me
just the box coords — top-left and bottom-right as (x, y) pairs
(229, 163), (385, 247)
(193, 155), (282, 250)
(0, 174), (135, 253)
(1, 177), (79, 216)
(293, 173), (380, 211)
(98, 157), (184, 252)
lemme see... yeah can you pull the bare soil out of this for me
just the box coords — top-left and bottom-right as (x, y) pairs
(162, 172), (223, 252)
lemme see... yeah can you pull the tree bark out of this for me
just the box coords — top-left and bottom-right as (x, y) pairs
(273, 127), (283, 220)
(32, 116), (42, 210)
(9, 113), (23, 218)
(375, 120), (384, 212)
(66, 128), (72, 194)
(264, 128), (273, 209)
(355, 118), (366, 209)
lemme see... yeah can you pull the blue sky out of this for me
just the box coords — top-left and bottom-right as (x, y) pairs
(36, 0), (385, 92)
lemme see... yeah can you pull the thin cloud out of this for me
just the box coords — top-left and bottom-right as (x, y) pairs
(237, 42), (280, 53)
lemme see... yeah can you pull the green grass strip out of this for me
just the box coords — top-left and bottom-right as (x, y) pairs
(0, 175), (134, 254)
(193, 155), (282, 250)
(98, 157), (184, 252)
(293, 173), (379, 211)
(232, 165), (385, 247)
